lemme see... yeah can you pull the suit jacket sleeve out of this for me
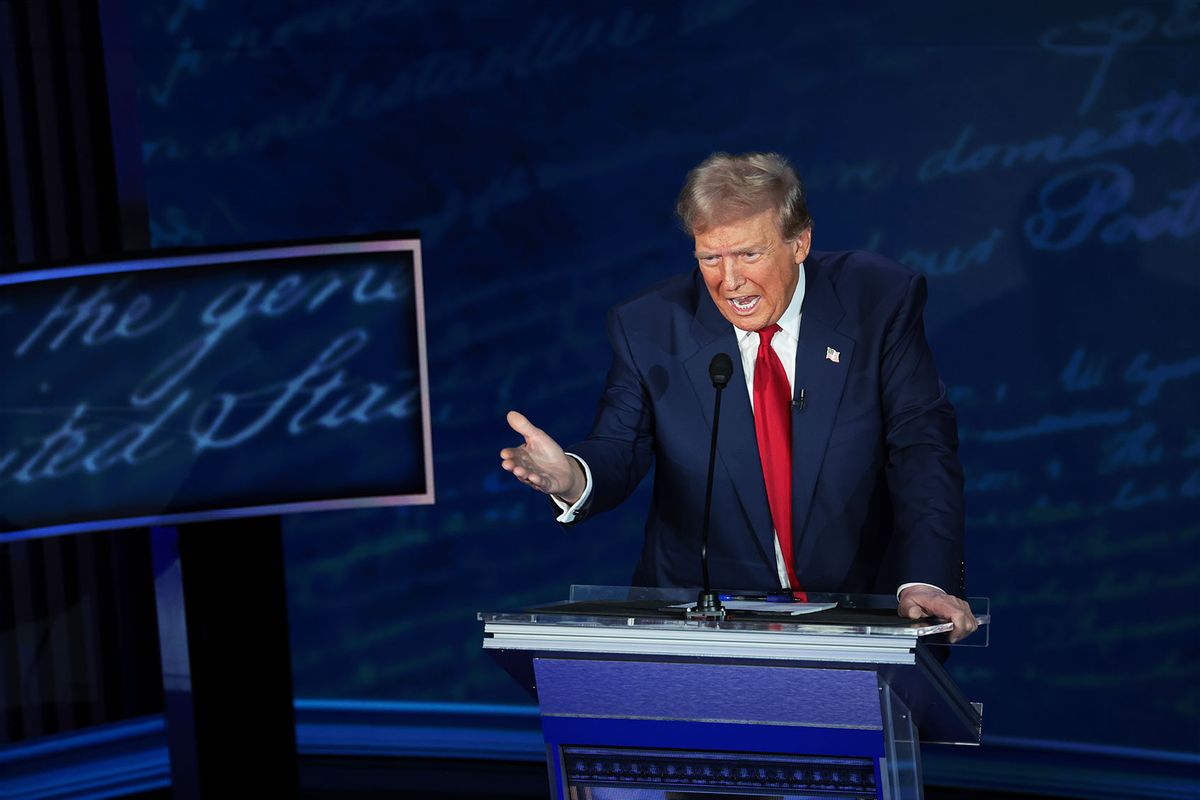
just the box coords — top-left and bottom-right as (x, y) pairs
(880, 272), (966, 596)
(564, 306), (656, 522)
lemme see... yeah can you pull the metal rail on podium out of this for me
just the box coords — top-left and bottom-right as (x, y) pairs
(481, 585), (989, 800)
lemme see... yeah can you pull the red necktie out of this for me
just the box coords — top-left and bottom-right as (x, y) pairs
(753, 325), (803, 595)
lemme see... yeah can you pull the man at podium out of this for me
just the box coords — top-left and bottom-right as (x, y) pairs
(500, 152), (976, 642)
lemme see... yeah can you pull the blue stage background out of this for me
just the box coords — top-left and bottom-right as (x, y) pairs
(123, 0), (1198, 754)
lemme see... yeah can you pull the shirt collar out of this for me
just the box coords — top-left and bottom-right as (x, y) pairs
(734, 262), (806, 345)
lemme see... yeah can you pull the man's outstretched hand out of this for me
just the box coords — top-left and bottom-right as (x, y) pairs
(500, 411), (586, 503)
(898, 585), (979, 643)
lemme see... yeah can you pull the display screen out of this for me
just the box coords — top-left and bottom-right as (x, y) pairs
(0, 237), (432, 542)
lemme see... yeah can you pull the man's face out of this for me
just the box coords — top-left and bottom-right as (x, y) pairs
(694, 208), (810, 331)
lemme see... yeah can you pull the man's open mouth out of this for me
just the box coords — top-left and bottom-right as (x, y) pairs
(728, 295), (761, 314)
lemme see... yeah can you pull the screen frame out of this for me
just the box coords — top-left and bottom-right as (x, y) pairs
(0, 234), (434, 544)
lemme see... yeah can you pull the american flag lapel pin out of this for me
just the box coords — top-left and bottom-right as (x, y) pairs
(825, 347), (840, 363)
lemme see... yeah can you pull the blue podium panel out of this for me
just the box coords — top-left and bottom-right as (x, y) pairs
(534, 658), (890, 800)
(534, 659), (883, 729)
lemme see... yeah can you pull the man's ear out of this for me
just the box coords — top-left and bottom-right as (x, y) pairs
(793, 229), (812, 263)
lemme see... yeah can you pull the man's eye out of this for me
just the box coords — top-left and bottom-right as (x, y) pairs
(742, 252), (762, 262)
(699, 256), (720, 266)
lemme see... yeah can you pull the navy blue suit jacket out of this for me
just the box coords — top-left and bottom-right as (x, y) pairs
(569, 250), (965, 595)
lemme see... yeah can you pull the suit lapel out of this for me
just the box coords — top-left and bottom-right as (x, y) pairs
(683, 274), (777, 568)
(791, 258), (855, 575)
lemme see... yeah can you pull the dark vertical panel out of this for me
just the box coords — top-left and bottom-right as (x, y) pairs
(73, 533), (107, 728)
(0, 0), (159, 747)
(0, 0), (42, 264)
(60, 0), (101, 254)
(90, 532), (122, 720)
(95, 0), (147, 251)
(0, 0), (125, 267)
(59, 536), (92, 729)
(0, 546), (20, 743)
(157, 518), (299, 799)
(40, 536), (77, 732)
(9, 541), (47, 738)
(110, 529), (163, 720)
(0, 52), (13, 266)
(24, 0), (71, 260)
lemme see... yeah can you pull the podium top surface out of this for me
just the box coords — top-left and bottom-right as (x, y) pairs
(479, 585), (990, 644)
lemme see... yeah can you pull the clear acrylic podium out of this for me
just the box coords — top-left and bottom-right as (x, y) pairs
(480, 586), (989, 800)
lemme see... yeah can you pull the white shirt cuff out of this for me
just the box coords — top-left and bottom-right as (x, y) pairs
(551, 453), (592, 523)
(896, 582), (946, 600)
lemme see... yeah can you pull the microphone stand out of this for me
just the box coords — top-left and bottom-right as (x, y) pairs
(688, 356), (730, 621)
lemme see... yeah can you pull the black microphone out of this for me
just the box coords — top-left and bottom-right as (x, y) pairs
(691, 353), (733, 620)
(709, 352), (733, 388)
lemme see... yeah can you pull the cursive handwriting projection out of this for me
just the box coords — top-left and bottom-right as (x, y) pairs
(1101, 423), (1164, 473)
(1040, 7), (1157, 115)
(409, 140), (687, 246)
(188, 329), (418, 451)
(132, 266), (408, 407)
(899, 228), (1003, 277)
(146, 8), (656, 163)
(1124, 351), (1200, 405)
(0, 391), (192, 487)
(1060, 347), (1109, 392)
(2, 259), (418, 492)
(1023, 162), (1200, 251)
(16, 280), (178, 358)
(148, 199), (245, 247)
(978, 409), (1133, 442)
(161, 0), (204, 35)
(962, 333), (1199, 645)
(1041, 3), (1200, 115)
(917, 89), (1200, 182)
(148, 0), (430, 107)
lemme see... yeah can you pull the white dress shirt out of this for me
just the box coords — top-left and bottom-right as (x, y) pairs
(732, 264), (804, 589)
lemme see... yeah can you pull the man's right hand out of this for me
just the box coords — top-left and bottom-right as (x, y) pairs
(500, 411), (586, 503)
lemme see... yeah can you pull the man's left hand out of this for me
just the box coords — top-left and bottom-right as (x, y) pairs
(897, 585), (979, 643)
